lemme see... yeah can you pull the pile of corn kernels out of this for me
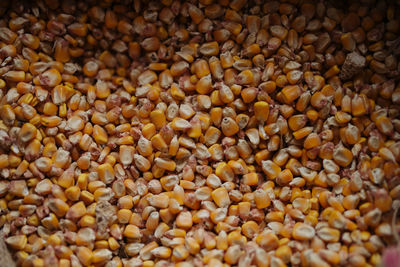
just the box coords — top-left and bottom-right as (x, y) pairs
(0, 0), (400, 266)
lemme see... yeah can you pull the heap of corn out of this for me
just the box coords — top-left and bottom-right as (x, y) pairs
(0, 0), (400, 266)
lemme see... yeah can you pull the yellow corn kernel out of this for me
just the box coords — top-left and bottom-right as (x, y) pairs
(150, 109), (166, 129)
(212, 187), (231, 208)
(254, 101), (270, 122)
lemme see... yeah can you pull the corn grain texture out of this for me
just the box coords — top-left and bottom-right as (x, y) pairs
(0, 0), (400, 266)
